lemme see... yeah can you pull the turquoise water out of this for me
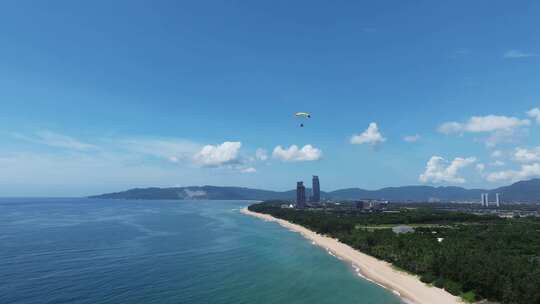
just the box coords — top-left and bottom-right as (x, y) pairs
(0, 198), (402, 304)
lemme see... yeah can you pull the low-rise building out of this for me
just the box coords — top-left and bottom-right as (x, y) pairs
(356, 200), (388, 211)
(392, 225), (415, 234)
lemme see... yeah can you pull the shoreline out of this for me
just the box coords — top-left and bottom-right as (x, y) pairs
(241, 207), (462, 304)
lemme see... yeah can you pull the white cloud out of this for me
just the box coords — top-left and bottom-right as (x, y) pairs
(514, 147), (540, 163)
(183, 189), (207, 197)
(491, 160), (505, 167)
(240, 167), (257, 173)
(351, 122), (386, 146)
(255, 148), (268, 161)
(4, 132), (263, 196)
(272, 144), (322, 162)
(439, 115), (530, 134)
(419, 156), (476, 184)
(403, 134), (420, 143)
(439, 115), (530, 147)
(486, 163), (540, 182)
(13, 131), (250, 170)
(527, 108), (540, 123)
(0, 148), (264, 197)
(14, 131), (202, 164)
(193, 141), (242, 167)
(119, 138), (201, 163)
(13, 130), (97, 151)
(476, 163), (485, 172)
(438, 122), (462, 134)
(503, 50), (537, 59)
(484, 129), (528, 148)
(491, 150), (503, 158)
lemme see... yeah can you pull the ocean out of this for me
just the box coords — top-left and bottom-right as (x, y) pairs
(0, 198), (402, 304)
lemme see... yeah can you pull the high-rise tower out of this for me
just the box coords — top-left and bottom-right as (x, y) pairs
(481, 193), (489, 207)
(311, 176), (320, 203)
(296, 181), (306, 208)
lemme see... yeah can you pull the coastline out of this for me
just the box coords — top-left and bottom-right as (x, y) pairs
(241, 207), (462, 304)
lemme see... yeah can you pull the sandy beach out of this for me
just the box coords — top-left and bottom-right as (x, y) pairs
(241, 207), (462, 304)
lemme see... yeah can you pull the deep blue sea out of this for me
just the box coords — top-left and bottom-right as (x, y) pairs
(0, 198), (402, 304)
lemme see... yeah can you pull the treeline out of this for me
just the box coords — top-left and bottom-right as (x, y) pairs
(249, 203), (540, 304)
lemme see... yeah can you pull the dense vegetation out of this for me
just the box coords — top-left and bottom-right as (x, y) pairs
(249, 203), (540, 304)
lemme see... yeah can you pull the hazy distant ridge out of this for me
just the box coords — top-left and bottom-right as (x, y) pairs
(90, 179), (540, 203)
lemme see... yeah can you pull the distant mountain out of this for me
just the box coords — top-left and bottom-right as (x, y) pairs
(489, 179), (540, 202)
(90, 186), (293, 201)
(90, 179), (540, 203)
(327, 186), (484, 202)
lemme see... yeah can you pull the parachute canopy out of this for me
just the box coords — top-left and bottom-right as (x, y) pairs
(294, 112), (311, 127)
(295, 112), (311, 118)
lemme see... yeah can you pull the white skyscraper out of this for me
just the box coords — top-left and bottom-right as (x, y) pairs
(495, 193), (500, 207)
(481, 193), (489, 207)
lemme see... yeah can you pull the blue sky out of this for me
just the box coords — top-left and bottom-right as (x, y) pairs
(1, 1), (540, 196)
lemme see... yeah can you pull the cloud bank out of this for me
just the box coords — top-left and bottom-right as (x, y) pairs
(193, 141), (242, 167)
(514, 147), (540, 163)
(14, 131), (97, 151)
(419, 156), (476, 184)
(351, 122), (386, 146)
(403, 134), (420, 143)
(486, 163), (540, 182)
(503, 50), (537, 58)
(272, 144), (322, 162)
(527, 108), (540, 123)
(439, 115), (530, 134)
(439, 115), (530, 147)
(255, 148), (268, 161)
